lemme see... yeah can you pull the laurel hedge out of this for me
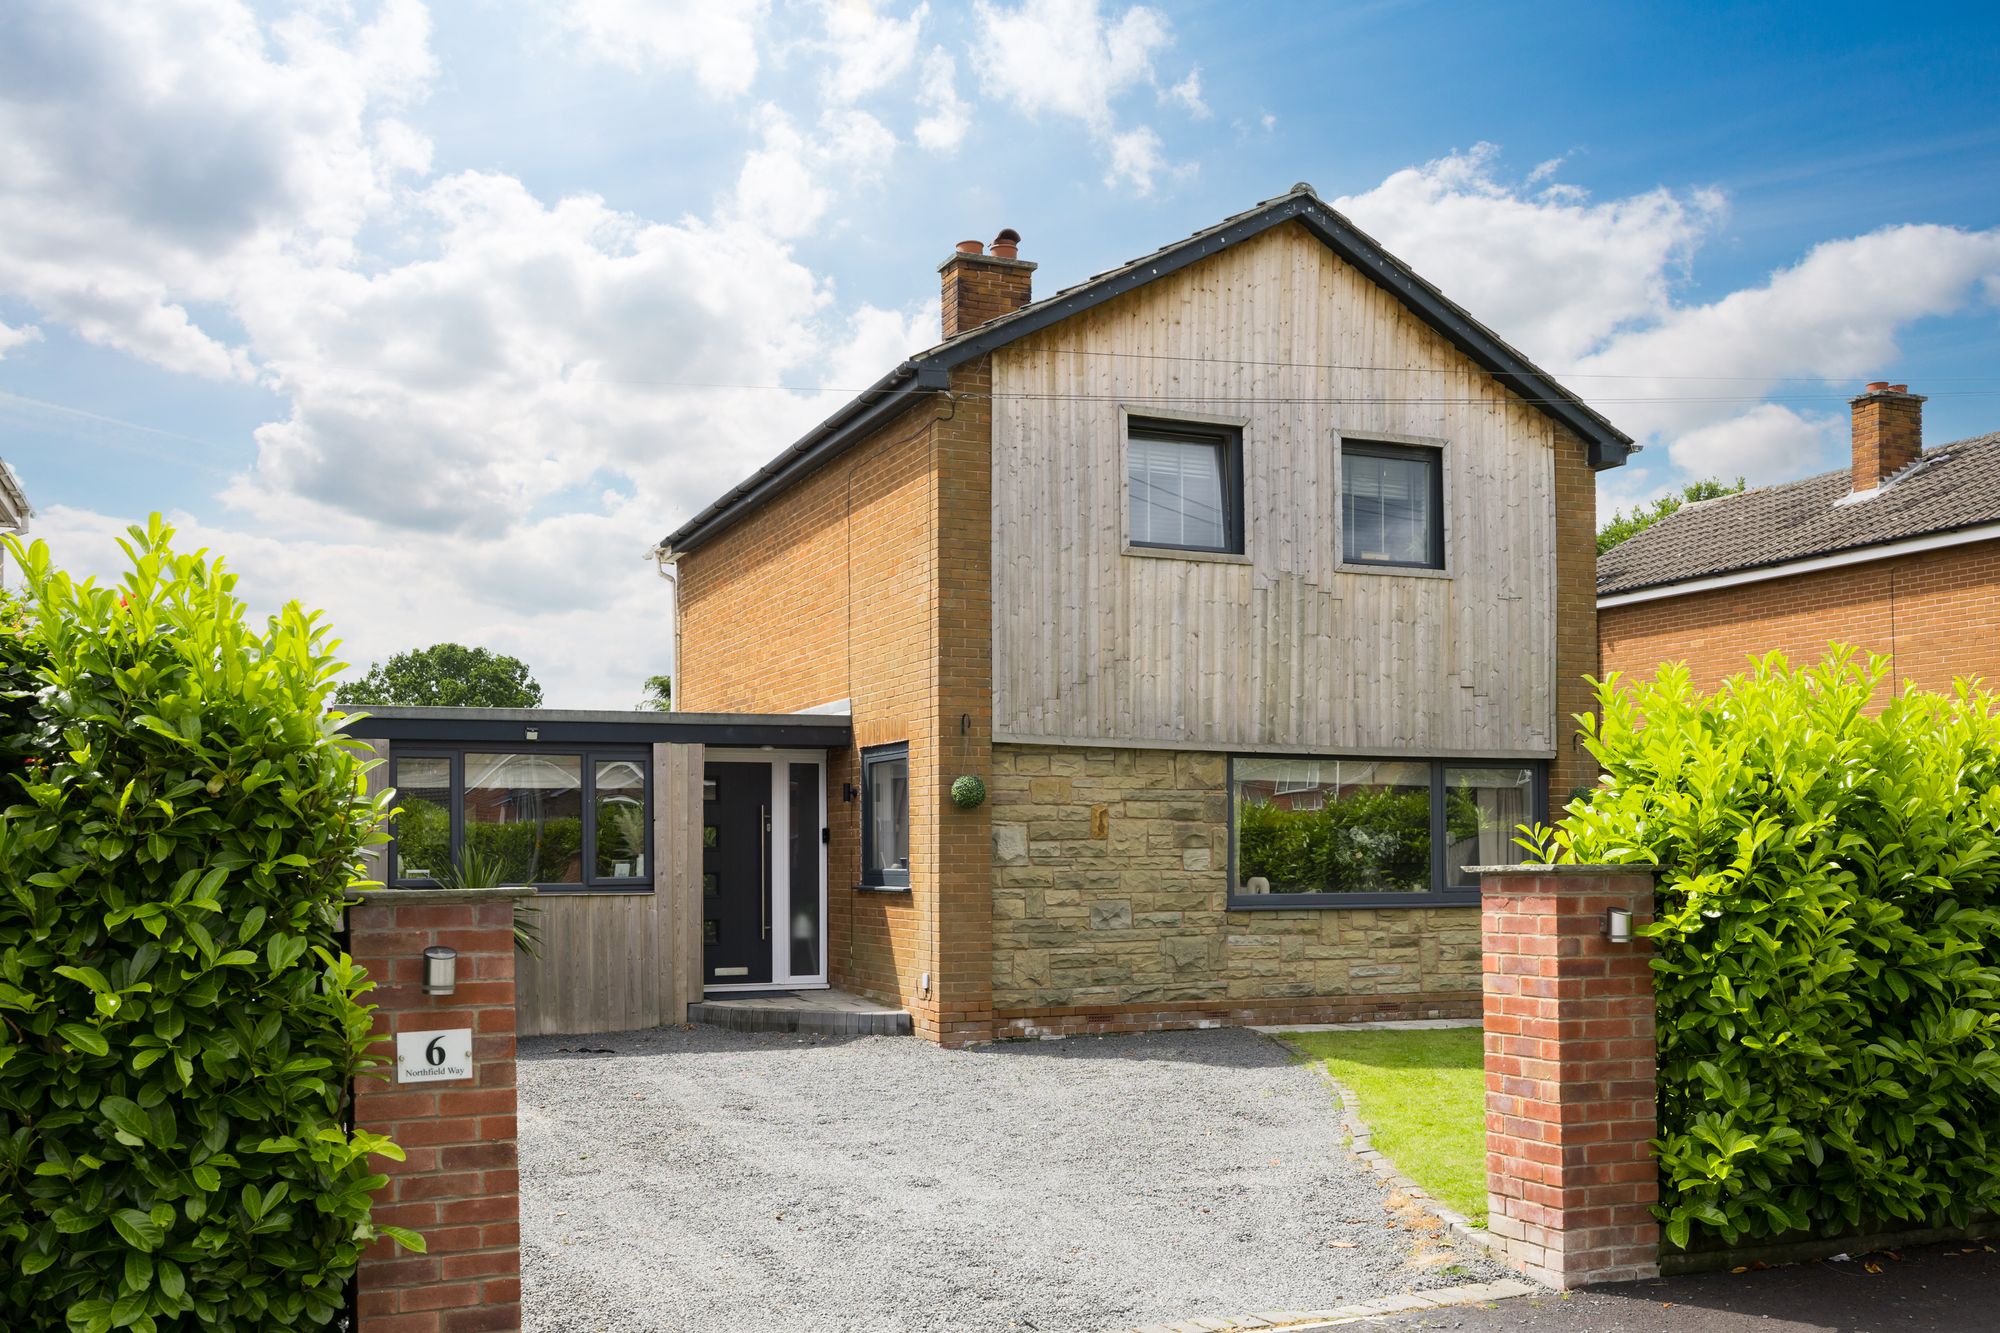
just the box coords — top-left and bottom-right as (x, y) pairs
(1526, 649), (2000, 1250)
(0, 520), (414, 1331)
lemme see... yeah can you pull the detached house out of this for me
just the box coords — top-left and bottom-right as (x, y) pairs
(1600, 385), (2000, 691)
(654, 184), (1634, 1045)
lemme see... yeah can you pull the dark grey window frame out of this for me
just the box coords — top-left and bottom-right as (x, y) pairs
(1226, 756), (1546, 910)
(388, 745), (654, 895)
(859, 742), (911, 890)
(1126, 416), (1246, 556)
(1341, 439), (1446, 570)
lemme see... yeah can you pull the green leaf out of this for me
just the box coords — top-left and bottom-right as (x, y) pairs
(58, 1024), (109, 1056)
(379, 1224), (427, 1254)
(109, 1209), (164, 1252)
(54, 965), (112, 994)
(99, 1097), (156, 1147)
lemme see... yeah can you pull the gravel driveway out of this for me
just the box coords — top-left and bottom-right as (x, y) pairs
(519, 1025), (1507, 1333)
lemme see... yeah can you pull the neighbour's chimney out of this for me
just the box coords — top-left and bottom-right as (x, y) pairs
(1849, 381), (1926, 493)
(939, 229), (1034, 340)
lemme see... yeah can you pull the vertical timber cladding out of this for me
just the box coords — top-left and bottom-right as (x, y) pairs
(673, 383), (991, 1040)
(987, 743), (1484, 1036)
(509, 742), (704, 1037)
(988, 221), (1577, 789)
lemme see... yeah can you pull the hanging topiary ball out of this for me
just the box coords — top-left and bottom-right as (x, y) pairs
(950, 773), (987, 810)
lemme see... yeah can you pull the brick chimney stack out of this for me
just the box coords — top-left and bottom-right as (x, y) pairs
(1850, 381), (1925, 493)
(939, 229), (1034, 340)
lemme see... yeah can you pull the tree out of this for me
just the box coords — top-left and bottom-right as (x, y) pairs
(335, 642), (542, 708)
(1597, 476), (1746, 554)
(638, 673), (671, 712)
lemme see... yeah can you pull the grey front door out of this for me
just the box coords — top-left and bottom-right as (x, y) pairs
(703, 762), (772, 985)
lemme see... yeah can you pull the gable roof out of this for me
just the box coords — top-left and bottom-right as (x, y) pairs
(658, 183), (1636, 556)
(1597, 429), (2000, 598)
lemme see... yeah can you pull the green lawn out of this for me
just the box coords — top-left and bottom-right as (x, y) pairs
(1280, 1026), (1488, 1225)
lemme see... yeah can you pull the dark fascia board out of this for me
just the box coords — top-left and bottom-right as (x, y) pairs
(335, 706), (852, 749)
(657, 361), (950, 555)
(919, 193), (1635, 470)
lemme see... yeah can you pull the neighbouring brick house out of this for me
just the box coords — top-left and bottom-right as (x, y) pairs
(657, 184), (1635, 1045)
(1600, 383), (2000, 692)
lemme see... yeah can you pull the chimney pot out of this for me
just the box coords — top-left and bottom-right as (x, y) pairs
(955, 239), (984, 256)
(1849, 380), (1926, 495)
(989, 228), (1021, 260)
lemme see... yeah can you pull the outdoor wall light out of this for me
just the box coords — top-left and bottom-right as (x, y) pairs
(524, 726), (540, 742)
(1604, 907), (1634, 945)
(422, 946), (458, 996)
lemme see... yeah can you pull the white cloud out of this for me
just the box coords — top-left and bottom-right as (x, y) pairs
(914, 46), (970, 152)
(1333, 146), (2000, 500)
(1663, 405), (1840, 486)
(0, 0), (433, 380)
(814, 0), (928, 104)
(1571, 223), (2000, 442)
(2, 1), (936, 706)
(971, 0), (1186, 190)
(1105, 127), (1166, 194)
(1335, 143), (1725, 367)
(728, 104), (897, 237)
(556, 0), (769, 96)
(31, 501), (678, 715)
(1163, 68), (1207, 118)
(0, 322), (42, 359)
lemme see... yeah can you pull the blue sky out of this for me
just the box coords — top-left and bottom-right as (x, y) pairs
(3, 0), (1997, 704)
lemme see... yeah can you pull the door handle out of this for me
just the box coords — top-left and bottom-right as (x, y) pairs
(760, 804), (771, 939)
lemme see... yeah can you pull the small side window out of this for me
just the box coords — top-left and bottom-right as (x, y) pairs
(861, 744), (910, 888)
(1342, 440), (1444, 569)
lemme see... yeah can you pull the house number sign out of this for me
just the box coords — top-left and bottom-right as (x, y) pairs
(395, 1028), (474, 1083)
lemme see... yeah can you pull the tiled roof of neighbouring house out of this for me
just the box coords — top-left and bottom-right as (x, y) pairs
(1597, 430), (2000, 597)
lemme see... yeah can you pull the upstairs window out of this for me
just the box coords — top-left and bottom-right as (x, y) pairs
(1127, 418), (1243, 554)
(1342, 440), (1444, 569)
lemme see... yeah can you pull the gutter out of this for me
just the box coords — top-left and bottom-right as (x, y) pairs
(1597, 520), (2000, 608)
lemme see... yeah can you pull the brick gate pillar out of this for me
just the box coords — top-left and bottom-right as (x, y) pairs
(1478, 865), (1659, 1288)
(347, 887), (533, 1332)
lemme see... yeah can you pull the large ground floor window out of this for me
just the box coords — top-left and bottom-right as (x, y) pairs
(390, 747), (651, 893)
(1229, 756), (1542, 908)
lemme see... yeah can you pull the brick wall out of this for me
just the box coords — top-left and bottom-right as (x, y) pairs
(1850, 387), (1924, 492)
(1552, 424), (1599, 807)
(677, 399), (940, 1029)
(1481, 867), (1658, 1289)
(1599, 537), (2000, 699)
(989, 743), (1483, 1038)
(348, 889), (528, 1333)
(939, 253), (1034, 338)
(931, 359), (996, 1044)
(676, 370), (997, 1045)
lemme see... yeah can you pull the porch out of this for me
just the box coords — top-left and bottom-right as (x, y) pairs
(341, 706), (852, 1037)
